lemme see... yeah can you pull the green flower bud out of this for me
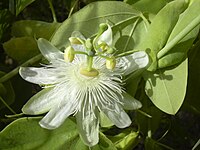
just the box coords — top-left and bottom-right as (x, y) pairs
(69, 37), (82, 45)
(107, 47), (114, 54)
(106, 57), (116, 70)
(85, 38), (93, 50)
(98, 23), (108, 34)
(64, 46), (75, 63)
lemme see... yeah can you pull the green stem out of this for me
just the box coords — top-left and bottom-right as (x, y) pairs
(116, 49), (138, 58)
(68, 0), (79, 18)
(5, 113), (24, 118)
(123, 18), (139, 52)
(157, 14), (200, 59)
(74, 51), (88, 56)
(47, 0), (57, 22)
(87, 56), (93, 71)
(0, 96), (16, 114)
(0, 54), (42, 83)
(137, 110), (152, 118)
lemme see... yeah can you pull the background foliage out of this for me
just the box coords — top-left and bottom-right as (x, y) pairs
(0, 0), (200, 150)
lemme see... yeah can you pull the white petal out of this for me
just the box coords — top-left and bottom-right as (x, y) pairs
(121, 93), (142, 110)
(76, 107), (99, 146)
(102, 104), (131, 128)
(22, 88), (57, 115)
(71, 31), (86, 40)
(39, 100), (76, 130)
(37, 38), (63, 61)
(19, 67), (64, 85)
(120, 51), (149, 75)
(97, 24), (112, 46)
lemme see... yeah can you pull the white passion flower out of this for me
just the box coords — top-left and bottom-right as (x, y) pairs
(19, 27), (149, 147)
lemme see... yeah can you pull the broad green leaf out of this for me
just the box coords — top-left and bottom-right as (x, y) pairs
(3, 37), (40, 63)
(108, 128), (139, 150)
(0, 117), (79, 150)
(12, 20), (61, 40)
(131, 0), (168, 15)
(0, 72), (15, 110)
(92, 133), (117, 150)
(158, 0), (200, 68)
(16, 0), (36, 15)
(0, 9), (13, 42)
(51, 1), (147, 53)
(0, 117), (116, 149)
(144, 59), (188, 114)
(135, 0), (188, 71)
(99, 111), (114, 128)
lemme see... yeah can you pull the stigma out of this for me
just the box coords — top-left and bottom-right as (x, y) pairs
(79, 68), (99, 77)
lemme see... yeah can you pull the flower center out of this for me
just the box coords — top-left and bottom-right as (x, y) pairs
(79, 68), (99, 77)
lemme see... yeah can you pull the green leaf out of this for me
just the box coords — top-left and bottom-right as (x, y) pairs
(3, 37), (40, 63)
(158, 0), (200, 68)
(51, 1), (147, 53)
(131, 0), (168, 15)
(0, 117), (79, 150)
(108, 128), (139, 150)
(135, 0), (188, 71)
(144, 59), (188, 114)
(99, 111), (114, 128)
(11, 20), (61, 40)
(0, 72), (15, 110)
(16, 0), (36, 15)
(92, 133), (117, 150)
(0, 117), (116, 149)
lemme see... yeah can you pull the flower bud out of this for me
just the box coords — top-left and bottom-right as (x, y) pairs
(98, 23), (108, 34)
(107, 47), (114, 54)
(106, 57), (116, 70)
(85, 38), (93, 50)
(64, 46), (75, 63)
(69, 37), (82, 45)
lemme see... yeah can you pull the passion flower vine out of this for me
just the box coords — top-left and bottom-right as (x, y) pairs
(19, 23), (149, 146)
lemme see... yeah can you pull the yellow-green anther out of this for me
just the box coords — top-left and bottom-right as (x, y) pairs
(107, 47), (114, 54)
(69, 37), (82, 45)
(64, 46), (75, 63)
(86, 38), (93, 50)
(106, 57), (116, 70)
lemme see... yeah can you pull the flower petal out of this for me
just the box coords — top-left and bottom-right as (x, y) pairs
(121, 93), (142, 110)
(76, 106), (99, 146)
(37, 38), (63, 61)
(102, 103), (131, 128)
(71, 31), (86, 40)
(19, 67), (64, 85)
(39, 100), (76, 130)
(121, 51), (149, 75)
(22, 88), (57, 115)
(97, 24), (112, 46)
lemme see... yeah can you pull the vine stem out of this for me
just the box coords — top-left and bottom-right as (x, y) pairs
(47, 0), (57, 22)
(68, 0), (79, 18)
(0, 96), (16, 114)
(0, 54), (42, 83)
